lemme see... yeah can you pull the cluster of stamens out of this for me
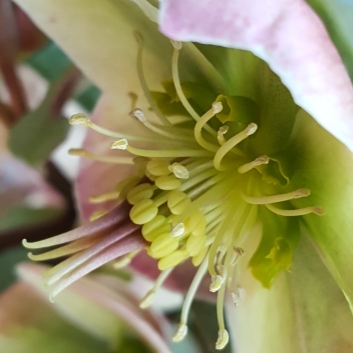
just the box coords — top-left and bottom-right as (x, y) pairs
(23, 37), (324, 350)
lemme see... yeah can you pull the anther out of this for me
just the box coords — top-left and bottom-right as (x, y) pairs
(212, 101), (223, 114)
(217, 125), (228, 145)
(242, 188), (311, 205)
(172, 324), (188, 342)
(171, 223), (185, 237)
(246, 123), (258, 135)
(215, 329), (229, 350)
(139, 290), (155, 309)
(130, 108), (146, 122)
(69, 113), (91, 126)
(238, 155), (269, 174)
(170, 39), (182, 51)
(169, 163), (189, 179)
(111, 138), (129, 150)
(209, 275), (225, 292)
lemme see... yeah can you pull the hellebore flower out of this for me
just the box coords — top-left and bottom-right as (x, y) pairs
(0, 263), (172, 353)
(12, 0), (353, 351)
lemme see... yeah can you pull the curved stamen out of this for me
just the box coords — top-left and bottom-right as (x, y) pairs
(213, 123), (258, 171)
(237, 155), (269, 174)
(173, 257), (208, 342)
(265, 203), (325, 216)
(139, 268), (174, 308)
(69, 148), (134, 164)
(242, 188), (310, 205)
(134, 32), (171, 126)
(171, 42), (217, 136)
(111, 138), (212, 158)
(194, 102), (223, 152)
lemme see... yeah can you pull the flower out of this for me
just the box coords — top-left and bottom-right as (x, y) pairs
(12, 0), (353, 351)
(0, 263), (172, 353)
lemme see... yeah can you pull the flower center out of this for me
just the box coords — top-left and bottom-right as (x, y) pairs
(24, 37), (324, 350)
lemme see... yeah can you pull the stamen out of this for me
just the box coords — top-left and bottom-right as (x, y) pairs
(131, 108), (194, 143)
(237, 155), (269, 174)
(173, 257), (208, 342)
(69, 114), (153, 142)
(139, 268), (173, 308)
(209, 274), (225, 293)
(134, 32), (171, 126)
(217, 125), (228, 145)
(171, 43), (216, 136)
(89, 191), (121, 204)
(213, 123), (258, 171)
(194, 102), (223, 152)
(216, 329), (229, 350)
(69, 148), (134, 165)
(242, 188), (311, 205)
(265, 203), (325, 216)
(89, 210), (108, 222)
(111, 139), (212, 158)
(170, 39), (183, 50)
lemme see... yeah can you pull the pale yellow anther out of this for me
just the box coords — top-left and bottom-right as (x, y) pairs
(185, 210), (206, 237)
(212, 101), (223, 114)
(158, 250), (189, 270)
(149, 233), (179, 258)
(139, 290), (155, 309)
(245, 123), (258, 135)
(129, 108), (146, 122)
(130, 199), (158, 225)
(111, 138), (128, 150)
(171, 223), (185, 237)
(69, 113), (90, 126)
(217, 125), (229, 145)
(167, 190), (191, 215)
(169, 163), (189, 179)
(171, 39), (183, 50)
(172, 324), (188, 342)
(215, 329), (229, 350)
(293, 188), (311, 198)
(127, 183), (154, 205)
(186, 234), (207, 256)
(209, 275), (225, 293)
(146, 159), (170, 176)
(155, 174), (181, 190)
(238, 155), (269, 174)
(142, 215), (170, 242)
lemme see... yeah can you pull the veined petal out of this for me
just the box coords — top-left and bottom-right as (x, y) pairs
(288, 110), (353, 312)
(227, 233), (353, 353)
(16, 263), (172, 353)
(13, 0), (172, 95)
(159, 0), (353, 152)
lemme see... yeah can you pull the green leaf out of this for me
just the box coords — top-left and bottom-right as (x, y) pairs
(8, 79), (70, 166)
(0, 206), (60, 232)
(26, 42), (72, 81)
